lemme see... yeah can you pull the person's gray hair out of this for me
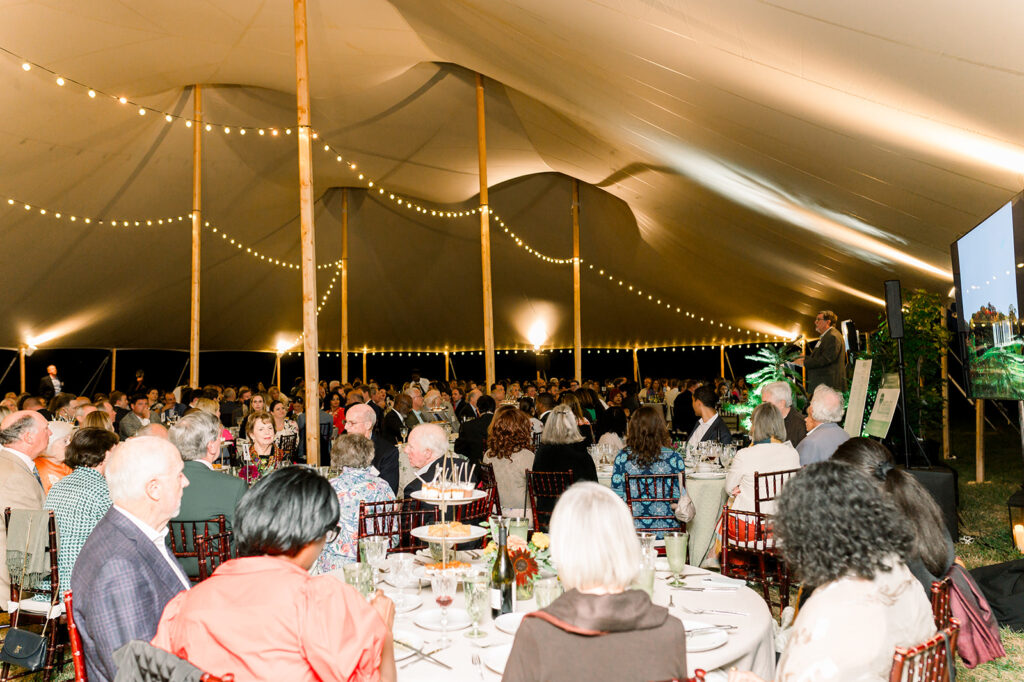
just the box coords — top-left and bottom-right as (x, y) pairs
(0, 416), (39, 445)
(105, 437), (180, 503)
(550, 482), (640, 591)
(405, 386), (422, 399)
(169, 411), (222, 461)
(346, 403), (377, 426)
(760, 381), (793, 408)
(410, 423), (448, 460)
(810, 384), (844, 423)
(330, 432), (374, 469)
(540, 404), (584, 445)
(750, 402), (786, 442)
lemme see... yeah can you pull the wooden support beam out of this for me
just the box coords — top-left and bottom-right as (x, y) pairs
(18, 346), (25, 394)
(275, 353), (282, 390)
(801, 339), (807, 387)
(362, 349), (368, 385)
(189, 84), (202, 387)
(111, 348), (117, 391)
(719, 345), (725, 377)
(444, 351), (450, 382)
(976, 399), (985, 482)
(341, 188), (349, 384)
(632, 347), (639, 382)
(293, 0), (321, 466)
(475, 73), (496, 389)
(572, 178), (582, 383)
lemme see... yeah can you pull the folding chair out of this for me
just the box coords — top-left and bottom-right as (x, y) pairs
(195, 531), (233, 581)
(62, 591), (86, 682)
(623, 473), (684, 540)
(168, 515), (228, 583)
(477, 463), (501, 513)
(752, 468), (801, 515)
(526, 470), (574, 532)
(889, 620), (960, 682)
(930, 576), (953, 630)
(720, 506), (789, 609)
(357, 500), (439, 554)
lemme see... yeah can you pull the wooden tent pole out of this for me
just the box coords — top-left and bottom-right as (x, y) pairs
(444, 351), (450, 382)
(293, 0), (321, 466)
(341, 188), (349, 384)
(18, 346), (25, 393)
(111, 348), (117, 391)
(800, 339), (807, 386)
(976, 399), (985, 482)
(362, 349), (367, 384)
(719, 345), (725, 377)
(275, 352), (282, 390)
(475, 73), (496, 390)
(189, 84), (202, 387)
(572, 178), (582, 383)
(632, 347), (639, 382)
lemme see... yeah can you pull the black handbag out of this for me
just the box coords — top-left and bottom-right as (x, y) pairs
(0, 515), (54, 672)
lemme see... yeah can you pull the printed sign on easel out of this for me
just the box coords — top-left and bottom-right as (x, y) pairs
(865, 373), (900, 438)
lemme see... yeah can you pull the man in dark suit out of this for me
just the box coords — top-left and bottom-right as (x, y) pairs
(381, 395), (408, 446)
(457, 389), (481, 423)
(72, 437), (190, 682)
(794, 310), (848, 393)
(344, 404), (399, 494)
(451, 386), (469, 422)
(760, 380), (806, 447)
(535, 393), (555, 425)
(37, 364), (62, 402)
(687, 385), (733, 446)
(453, 395), (495, 465)
(168, 411), (247, 576)
(404, 423), (477, 499)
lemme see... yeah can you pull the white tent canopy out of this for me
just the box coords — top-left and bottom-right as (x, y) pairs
(2, 1), (1019, 352)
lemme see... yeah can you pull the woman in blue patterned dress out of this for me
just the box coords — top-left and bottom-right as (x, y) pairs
(610, 405), (685, 536)
(315, 433), (395, 573)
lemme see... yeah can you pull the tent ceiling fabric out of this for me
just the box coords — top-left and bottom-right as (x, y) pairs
(2, 0), (1021, 351)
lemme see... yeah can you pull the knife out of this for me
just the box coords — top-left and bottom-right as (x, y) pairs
(686, 624), (737, 635)
(395, 640), (452, 670)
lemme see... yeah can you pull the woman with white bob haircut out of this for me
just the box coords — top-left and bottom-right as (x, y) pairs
(502, 482), (687, 682)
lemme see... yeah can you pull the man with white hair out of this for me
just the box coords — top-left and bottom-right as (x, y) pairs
(760, 381), (807, 447)
(403, 385), (427, 430)
(344, 403), (400, 494)
(403, 423), (476, 499)
(796, 385), (850, 466)
(135, 422), (169, 439)
(0, 410), (49, 605)
(71, 437), (190, 682)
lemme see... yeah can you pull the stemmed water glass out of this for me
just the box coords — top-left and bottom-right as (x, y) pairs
(360, 537), (389, 590)
(664, 531), (689, 587)
(430, 572), (457, 648)
(463, 572), (489, 639)
(400, 426), (409, 443)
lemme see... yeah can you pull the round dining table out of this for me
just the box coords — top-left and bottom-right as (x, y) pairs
(371, 555), (776, 681)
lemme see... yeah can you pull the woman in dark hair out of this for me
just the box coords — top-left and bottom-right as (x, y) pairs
(325, 389), (346, 433)
(832, 437), (955, 595)
(729, 461), (935, 682)
(609, 406), (685, 534)
(686, 384), (732, 447)
(559, 391), (595, 445)
(595, 405), (627, 453)
(45, 427), (119, 595)
(483, 405), (536, 515)
(153, 467), (396, 681)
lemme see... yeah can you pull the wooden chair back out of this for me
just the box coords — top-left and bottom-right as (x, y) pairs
(358, 500), (440, 554)
(452, 487), (500, 528)
(168, 515), (228, 583)
(623, 473), (684, 535)
(195, 531), (233, 581)
(752, 468), (801, 515)
(889, 620), (960, 682)
(526, 470), (574, 532)
(477, 463), (501, 512)
(63, 590), (87, 682)
(720, 505), (791, 609)
(276, 433), (299, 463)
(930, 576), (953, 630)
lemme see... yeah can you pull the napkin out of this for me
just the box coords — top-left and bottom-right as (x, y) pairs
(701, 574), (746, 588)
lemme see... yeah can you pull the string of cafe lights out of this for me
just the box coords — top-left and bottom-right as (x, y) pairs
(6, 47), (784, 341)
(292, 341), (784, 357)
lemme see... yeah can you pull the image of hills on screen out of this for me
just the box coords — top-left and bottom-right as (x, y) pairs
(954, 200), (1024, 400)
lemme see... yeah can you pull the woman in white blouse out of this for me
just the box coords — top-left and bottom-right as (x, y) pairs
(724, 403), (800, 514)
(728, 460), (935, 682)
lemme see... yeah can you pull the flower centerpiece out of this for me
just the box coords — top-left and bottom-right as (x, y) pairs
(482, 526), (553, 600)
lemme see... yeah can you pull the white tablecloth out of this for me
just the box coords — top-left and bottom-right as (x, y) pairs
(392, 563), (775, 681)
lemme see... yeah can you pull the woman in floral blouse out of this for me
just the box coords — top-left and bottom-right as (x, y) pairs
(315, 433), (395, 573)
(610, 406), (685, 536)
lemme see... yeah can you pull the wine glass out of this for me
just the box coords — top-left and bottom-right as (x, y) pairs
(463, 572), (489, 639)
(637, 531), (656, 556)
(664, 531), (689, 587)
(343, 562), (373, 599)
(534, 576), (562, 609)
(430, 571), (457, 647)
(359, 537), (389, 590)
(400, 426), (409, 443)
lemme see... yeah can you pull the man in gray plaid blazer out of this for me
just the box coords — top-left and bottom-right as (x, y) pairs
(71, 437), (191, 682)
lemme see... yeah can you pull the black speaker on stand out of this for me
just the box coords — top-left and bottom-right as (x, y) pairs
(884, 280), (913, 468)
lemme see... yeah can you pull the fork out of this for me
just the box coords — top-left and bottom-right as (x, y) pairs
(679, 604), (748, 617)
(472, 652), (485, 679)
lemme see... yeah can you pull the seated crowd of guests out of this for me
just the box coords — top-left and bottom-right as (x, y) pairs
(0, 364), (977, 682)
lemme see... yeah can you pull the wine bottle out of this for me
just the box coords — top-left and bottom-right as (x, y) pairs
(491, 521), (515, 617)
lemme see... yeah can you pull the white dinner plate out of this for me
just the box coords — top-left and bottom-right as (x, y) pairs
(410, 489), (487, 506)
(687, 471), (727, 480)
(683, 619), (729, 652)
(383, 591), (422, 614)
(413, 607), (472, 631)
(494, 611), (526, 635)
(410, 524), (488, 543)
(392, 630), (424, 661)
(482, 644), (513, 675)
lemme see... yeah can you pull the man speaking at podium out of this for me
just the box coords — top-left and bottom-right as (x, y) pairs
(793, 310), (847, 393)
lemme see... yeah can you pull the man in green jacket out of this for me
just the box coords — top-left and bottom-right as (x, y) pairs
(168, 410), (247, 578)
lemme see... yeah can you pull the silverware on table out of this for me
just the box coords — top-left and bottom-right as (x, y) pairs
(679, 604), (749, 617)
(686, 624), (737, 635)
(472, 652), (486, 680)
(395, 640), (452, 670)
(669, 585), (738, 592)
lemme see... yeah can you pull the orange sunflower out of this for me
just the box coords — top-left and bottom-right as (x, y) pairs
(509, 548), (539, 586)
